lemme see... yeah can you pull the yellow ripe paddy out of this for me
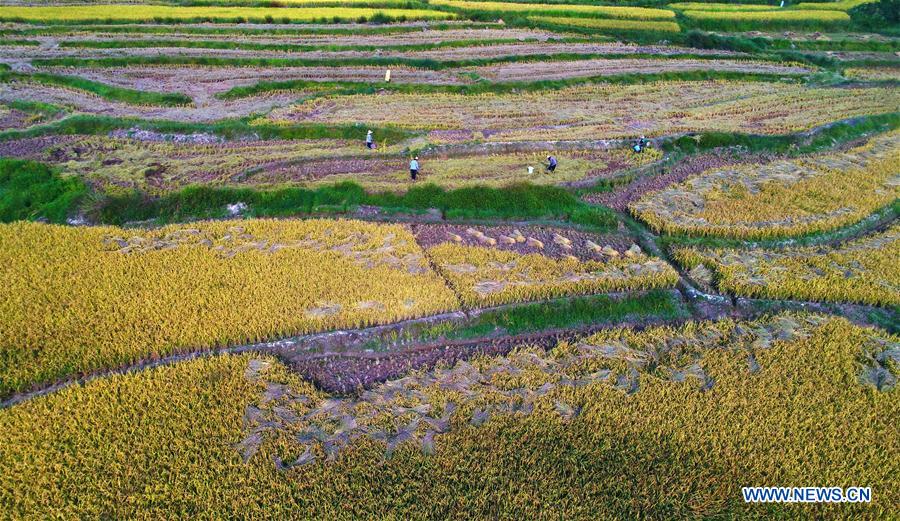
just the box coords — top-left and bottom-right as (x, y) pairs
(630, 131), (900, 239)
(0, 314), (896, 517)
(795, 0), (877, 10)
(0, 5), (456, 23)
(675, 223), (900, 307)
(0, 219), (459, 397)
(682, 8), (850, 22)
(529, 16), (681, 32)
(429, 242), (679, 307)
(669, 2), (780, 11)
(429, 0), (676, 19)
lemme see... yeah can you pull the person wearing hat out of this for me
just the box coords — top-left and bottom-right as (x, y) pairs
(546, 155), (558, 173)
(409, 156), (420, 181)
(365, 130), (374, 149)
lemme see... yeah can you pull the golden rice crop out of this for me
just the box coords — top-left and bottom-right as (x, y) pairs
(0, 219), (459, 397)
(428, 242), (678, 307)
(529, 16), (681, 32)
(673, 223), (900, 306)
(844, 67), (900, 81)
(795, 0), (877, 10)
(0, 5), (455, 23)
(1, 313), (896, 517)
(669, 2), (779, 11)
(631, 131), (900, 239)
(682, 8), (850, 22)
(674, 1), (874, 15)
(429, 0), (676, 19)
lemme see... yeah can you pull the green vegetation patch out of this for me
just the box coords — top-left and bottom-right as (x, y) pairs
(0, 158), (86, 223)
(0, 71), (192, 106)
(660, 111), (900, 155)
(0, 115), (416, 144)
(217, 69), (806, 100)
(93, 181), (618, 229)
(435, 289), (686, 341)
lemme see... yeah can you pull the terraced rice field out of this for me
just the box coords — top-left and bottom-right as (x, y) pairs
(0, 134), (661, 191)
(429, 239), (677, 306)
(466, 58), (810, 82)
(268, 82), (899, 141)
(631, 131), (900, 238)
(0, 219), (460, 396)
(1, 314), (896, 517)
(0, 40), (744, 64)
(845, 66), (900, 81)
(0, 1), (898, 518)
(675, 222), (900, 306)
(0, 6), (457, 23)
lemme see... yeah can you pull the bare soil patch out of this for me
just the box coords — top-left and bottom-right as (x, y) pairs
(39, 66), (467, 105)
(0, 82), (299, 122)
(585, 154), (745, 211)
(470, 58), (810, 82)
(413, 223), (635, 261)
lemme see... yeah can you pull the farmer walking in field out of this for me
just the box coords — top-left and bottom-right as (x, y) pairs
(365, 130), (374, 149)
(409, 156), (420, 181)
(546, 155), (557, 173)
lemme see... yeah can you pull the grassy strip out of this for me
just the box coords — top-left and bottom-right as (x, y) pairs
(32, 50), (808, 72)
(92, 181), (618, 229)
(0, 71), (192, 106)
(0, 39), (39, 46)
(57, 36), (588, 53)
(685, 29), (900, 54)
(0, 114), (417, 143)
(428, 289), (686, 342)
(839, 58), (900, 69)
(0, 159), (86, 223)
(218, 69), (806, 100)
(3, 99), (67, 119)
(660, 111), (900, 155)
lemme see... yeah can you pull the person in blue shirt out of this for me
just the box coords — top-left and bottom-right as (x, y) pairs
(409, 156), (419, 180)
(365, 130), (374, 149)
(546, 155), (558, 173)
(633, 135), (648, 153)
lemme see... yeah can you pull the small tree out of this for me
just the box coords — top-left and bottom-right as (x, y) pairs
(849, 0), (899, 28)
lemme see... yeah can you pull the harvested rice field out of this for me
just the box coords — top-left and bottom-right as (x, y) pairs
(267, 82), (900, 141)
(631, 131), (900, 238)
(0, 134), (661, 192)
(0, 0), (898, 518)
(1, 314), (897, 518)
(675, 222), (900, 306)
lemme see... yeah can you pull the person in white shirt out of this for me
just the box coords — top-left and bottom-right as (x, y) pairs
(409, 157), (420, 180)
